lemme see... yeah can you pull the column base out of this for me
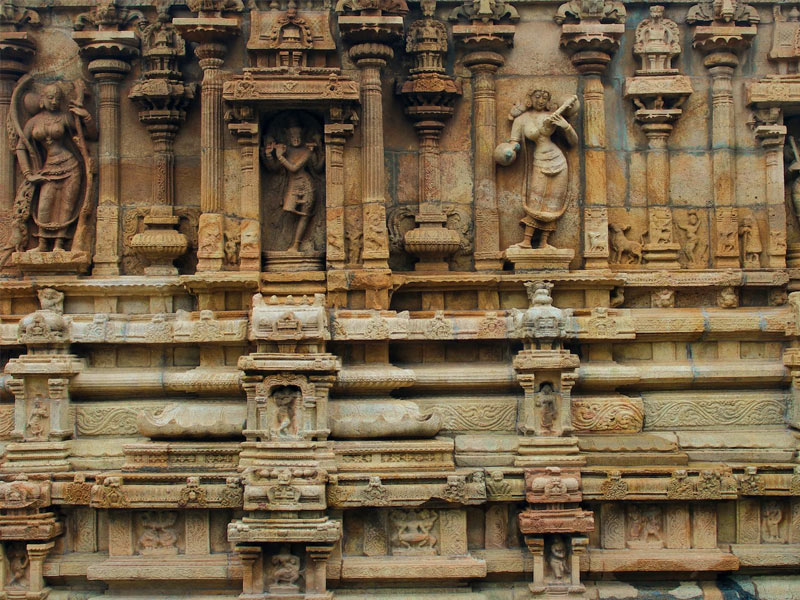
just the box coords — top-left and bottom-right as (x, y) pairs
(264, 251), (324, 272)
(515, 436), (585, 467)
(2, 441), (72, 473)
(715, 255), (741, 268)
(11, 251), (91, 276)
(583, 255), (609, 269)
(504, 246), (574, 272)
(474, 251), (504, 271)
(643, 243), (681, 269)
(785, 243), (800, 267)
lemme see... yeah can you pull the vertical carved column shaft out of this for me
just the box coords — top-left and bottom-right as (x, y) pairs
(0, 34), (35, 218)
(228, 119), (260, 271)
(708, 58), (737, 208)
(0, 78), (16, 212)
(417, 124), (442, 213)
(194, 43), (228, 272)
(92, 67), (129, 276)
(644, 127), (670, 206)
(325, 124), (352, 269)
(758, 125), (788, 267)
(351, 44), (392, 268)
(97, 75), (123, 208)
(583, 75), (607, 207)
(197, 44), (226, 215)
(151, 128), (176, 206)
(466, 53), (503, 269)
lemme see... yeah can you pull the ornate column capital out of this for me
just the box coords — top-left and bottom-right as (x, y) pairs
(555, 0), (626, 75)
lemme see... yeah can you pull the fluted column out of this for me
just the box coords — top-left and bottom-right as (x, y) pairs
(175, 8), (240, 273)
(691, 12), (757, 267)
(466, 53), (504, 270)
(351, 43), (393, 269)
(197, 42), (227, 271)
(72, 28), (140, 276)
(558, 6), (625, 269)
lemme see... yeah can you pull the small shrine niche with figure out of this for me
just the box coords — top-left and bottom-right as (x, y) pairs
(260, 111), (326, 269)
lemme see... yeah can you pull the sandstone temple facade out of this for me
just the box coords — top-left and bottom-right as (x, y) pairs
(1, 0), (800, 598)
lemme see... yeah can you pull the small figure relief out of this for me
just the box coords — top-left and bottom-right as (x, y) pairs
(223, 231), (240, 267)
(137, 511), (179, 555)
(26, 397), (49, 441)
(649, 208), (674, 245)
(535, 382), (558, 434)
(677, 210), (707, 267)
(609, 223), (644, 265)
(546, 535), (570, 582)
(626, 505), (664, 548)
(738, 214), (762, 268)
(1, 77), (97, 268)
(761, 501), (786, 543)
(261, 111), (325, 263)
(269, 546), (302, 592)
(495, 90), (579, 251)
(6, 545), (29, 587)
(270, 385), (301, 439)
(633, 6), (681, 74)
(389, 509), (439, 555)
(717, 286), (739, 309)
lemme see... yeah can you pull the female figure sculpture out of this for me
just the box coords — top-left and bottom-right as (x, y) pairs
(262, 114), (324, 253)
(495, 90), (578, 250)
(2, 78), (95, 266)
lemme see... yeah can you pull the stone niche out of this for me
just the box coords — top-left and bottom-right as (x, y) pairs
(223, 5), (359, 273)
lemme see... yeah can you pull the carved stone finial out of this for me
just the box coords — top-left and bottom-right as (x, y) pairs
(0, 0), (39, 31)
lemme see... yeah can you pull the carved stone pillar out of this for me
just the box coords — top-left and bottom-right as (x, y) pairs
(73, 2), (142, 276)
(399, 2), (462, 271)
(519, 468), (593, 599)
(624, 6), (692, 269)
(513, 282), (582, 467)
(451, 1), (517, 270)
(175, 2), (241, 272)
(338, 3), (406, 269)
(325, 123), (355, 270)
(129, 8), (195, 275)
(0, 4), (38, 264)
(3, 289), (84, 474)
(689, 0), (759, 267)
(754, 112), (788, 268)
(555, 0), (626, 269)
(226, 107), (260, 272)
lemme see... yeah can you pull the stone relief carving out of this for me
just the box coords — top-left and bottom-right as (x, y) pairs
(633, 6), (680, 74)
(495, 91), (578, 253)
(1, 77), (96, 268)
(261, 111), (325, 260)
(137, 511), (179, 555)
(389, 509), (438, 555)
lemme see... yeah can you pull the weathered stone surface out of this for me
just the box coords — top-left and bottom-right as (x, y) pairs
(1, 0), (799, 597)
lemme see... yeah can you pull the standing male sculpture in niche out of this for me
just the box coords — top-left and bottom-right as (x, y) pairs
(1, 77), (96, 267)
(262, 113), (324, 254)
(495, 90), (578, 253)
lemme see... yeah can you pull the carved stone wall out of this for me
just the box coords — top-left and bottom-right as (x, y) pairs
(1, 0), (800, 598)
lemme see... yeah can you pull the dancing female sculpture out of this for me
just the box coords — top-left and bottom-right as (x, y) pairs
(495, 90), (578, 251)
(1, 77), (96, 267)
